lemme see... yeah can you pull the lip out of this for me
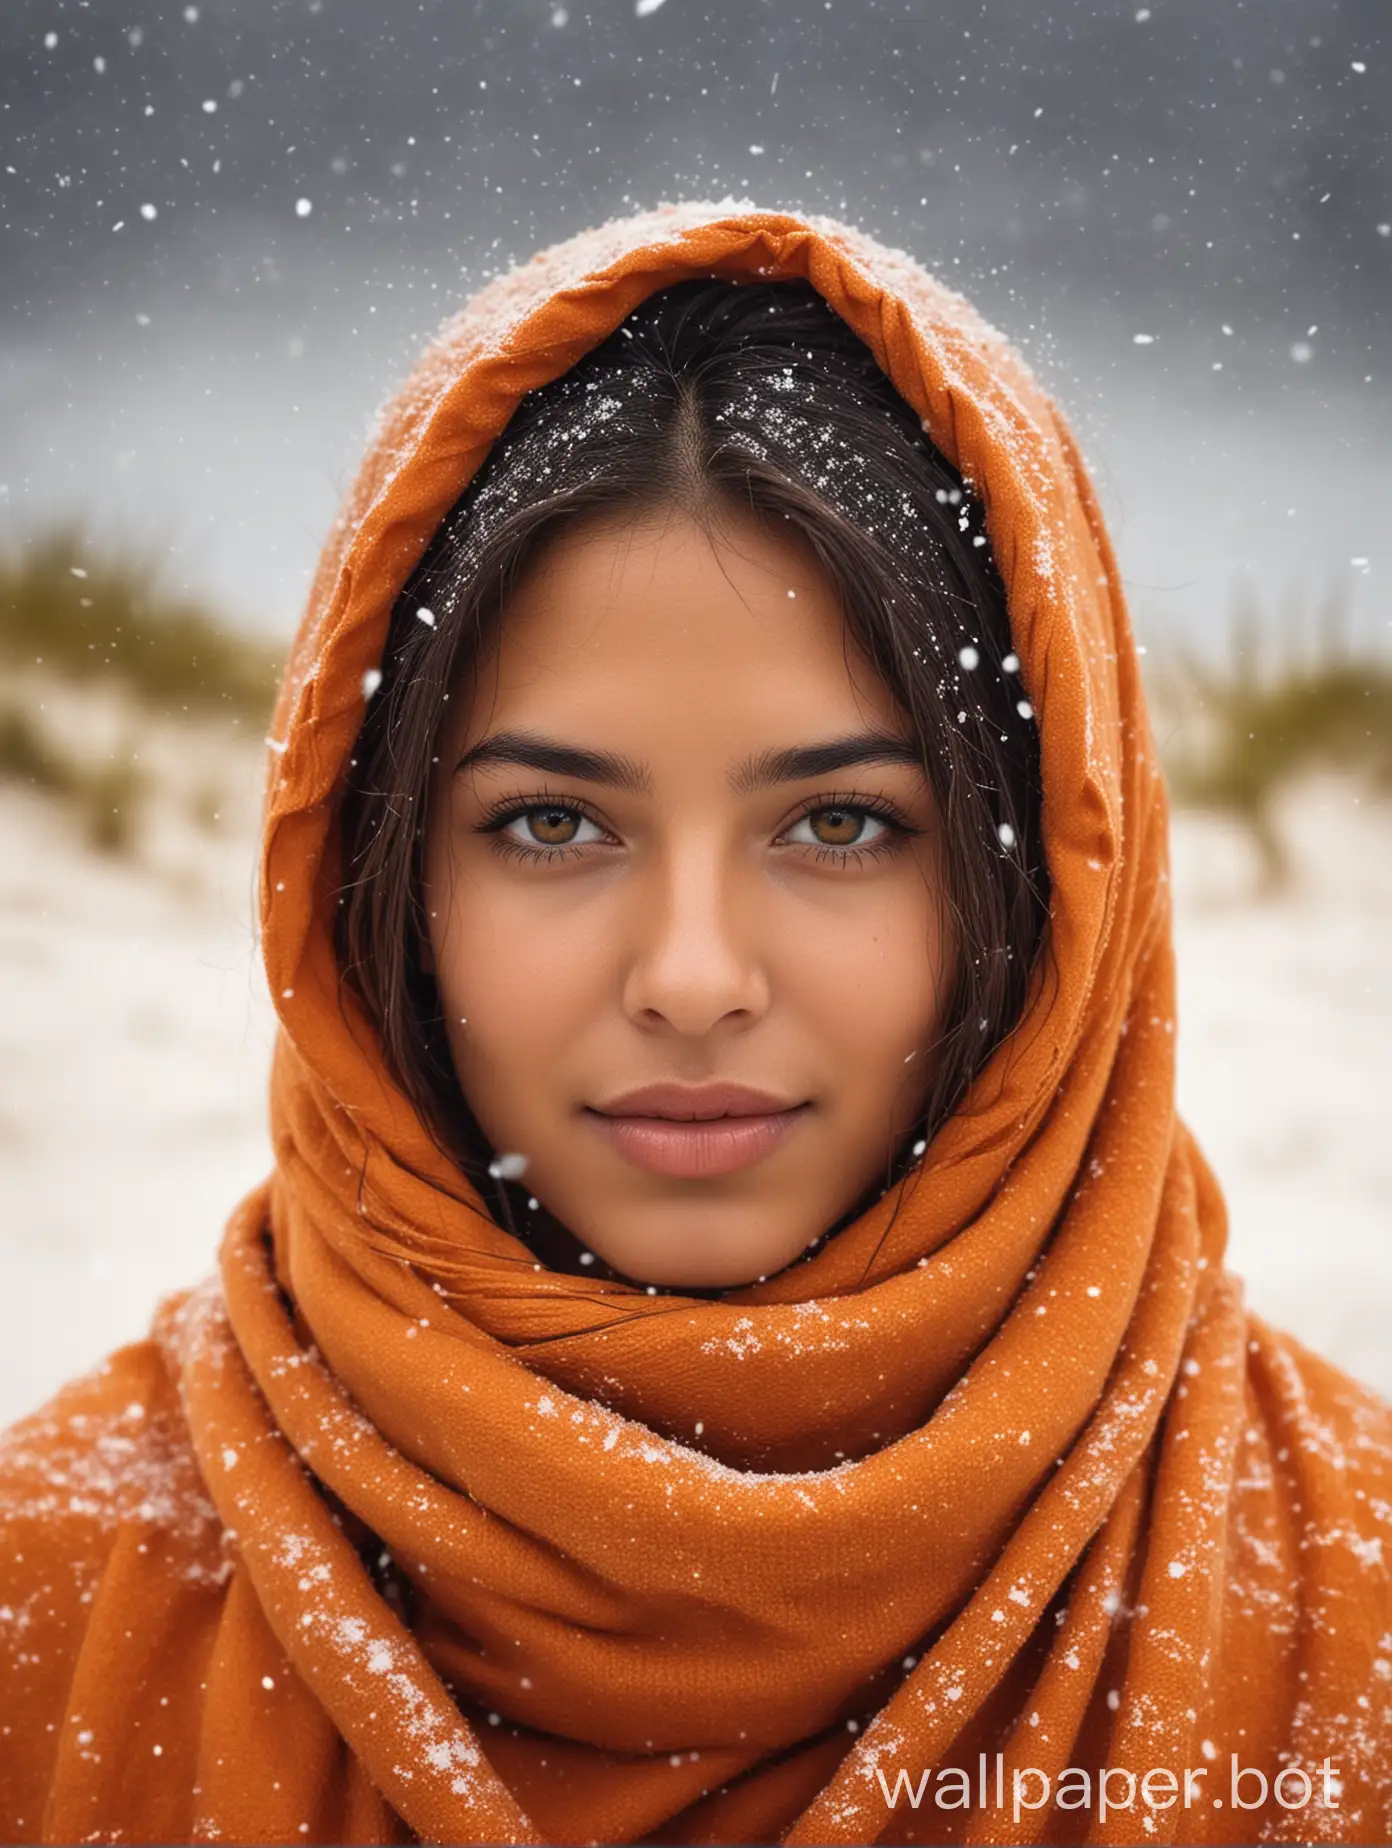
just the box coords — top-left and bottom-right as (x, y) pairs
(585, 1105), (811, 1179)
(583, 1082), (812, 1180)
(590, 1081), (805, 1120)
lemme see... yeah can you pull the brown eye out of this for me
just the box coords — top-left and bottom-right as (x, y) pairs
(483, 803), (607, 856)
(526, 807), (583, 845)
(810, 807), (865, 845)
(786, 806), (891, 850)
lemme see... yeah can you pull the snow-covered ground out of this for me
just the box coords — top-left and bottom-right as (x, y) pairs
(0, 747), (1388, 1426)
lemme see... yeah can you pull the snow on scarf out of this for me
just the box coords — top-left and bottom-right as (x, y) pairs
(2, 202), (1390, 1847)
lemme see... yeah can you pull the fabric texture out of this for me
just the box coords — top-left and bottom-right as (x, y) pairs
(2, 200), (1391, 1847)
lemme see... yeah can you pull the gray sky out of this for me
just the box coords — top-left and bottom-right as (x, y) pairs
(2, 0), (1388, 648)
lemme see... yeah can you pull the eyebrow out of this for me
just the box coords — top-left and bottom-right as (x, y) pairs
(452, 727), (924, 795)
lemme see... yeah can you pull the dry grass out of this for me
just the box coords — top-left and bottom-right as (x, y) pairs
(1148, 589), (1392, 886)
(0, 704), (147, 855)
(0, 525), (281, 724)
(0, 527), (282, 857)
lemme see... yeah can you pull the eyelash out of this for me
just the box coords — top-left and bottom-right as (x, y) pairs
(473, 787), (920, 868)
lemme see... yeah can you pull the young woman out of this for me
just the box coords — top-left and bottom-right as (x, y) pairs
(1, 202), (1389, 1846)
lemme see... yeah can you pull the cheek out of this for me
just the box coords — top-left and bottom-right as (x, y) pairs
(429, 873), (610, 1072)
(783, 890), (953, 1138)
(779, 876), (954, 1100)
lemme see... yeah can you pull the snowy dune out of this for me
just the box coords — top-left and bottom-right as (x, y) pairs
(0, 747), (1388, 1426)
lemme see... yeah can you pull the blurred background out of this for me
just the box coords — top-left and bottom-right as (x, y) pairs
(1, 0), (1388, 1421)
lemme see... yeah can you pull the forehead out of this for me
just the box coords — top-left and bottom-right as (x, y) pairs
(449, 507), (905, 746)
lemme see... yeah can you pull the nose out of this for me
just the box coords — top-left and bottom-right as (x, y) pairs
(620, 838), (771, 1037)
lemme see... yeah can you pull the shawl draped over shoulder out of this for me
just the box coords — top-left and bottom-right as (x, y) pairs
(2, 201), (1391, 1847)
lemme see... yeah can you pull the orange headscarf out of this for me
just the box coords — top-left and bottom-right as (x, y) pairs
(2, 201), (1390, 1848)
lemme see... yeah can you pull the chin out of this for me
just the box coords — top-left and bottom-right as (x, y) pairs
(586, 1212), (816, 1292)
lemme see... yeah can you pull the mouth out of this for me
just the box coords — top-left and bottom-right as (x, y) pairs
(583, 1083), (813, 1180)
(583, 1107), (812, 1179)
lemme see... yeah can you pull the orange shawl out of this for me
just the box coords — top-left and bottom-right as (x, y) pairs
(2, 202), (1390, 1848)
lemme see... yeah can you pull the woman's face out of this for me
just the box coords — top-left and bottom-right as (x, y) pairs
(423, 506), (956, 1289)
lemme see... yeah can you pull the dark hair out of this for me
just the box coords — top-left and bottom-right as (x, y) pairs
(334, 278), (1049, 1270)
